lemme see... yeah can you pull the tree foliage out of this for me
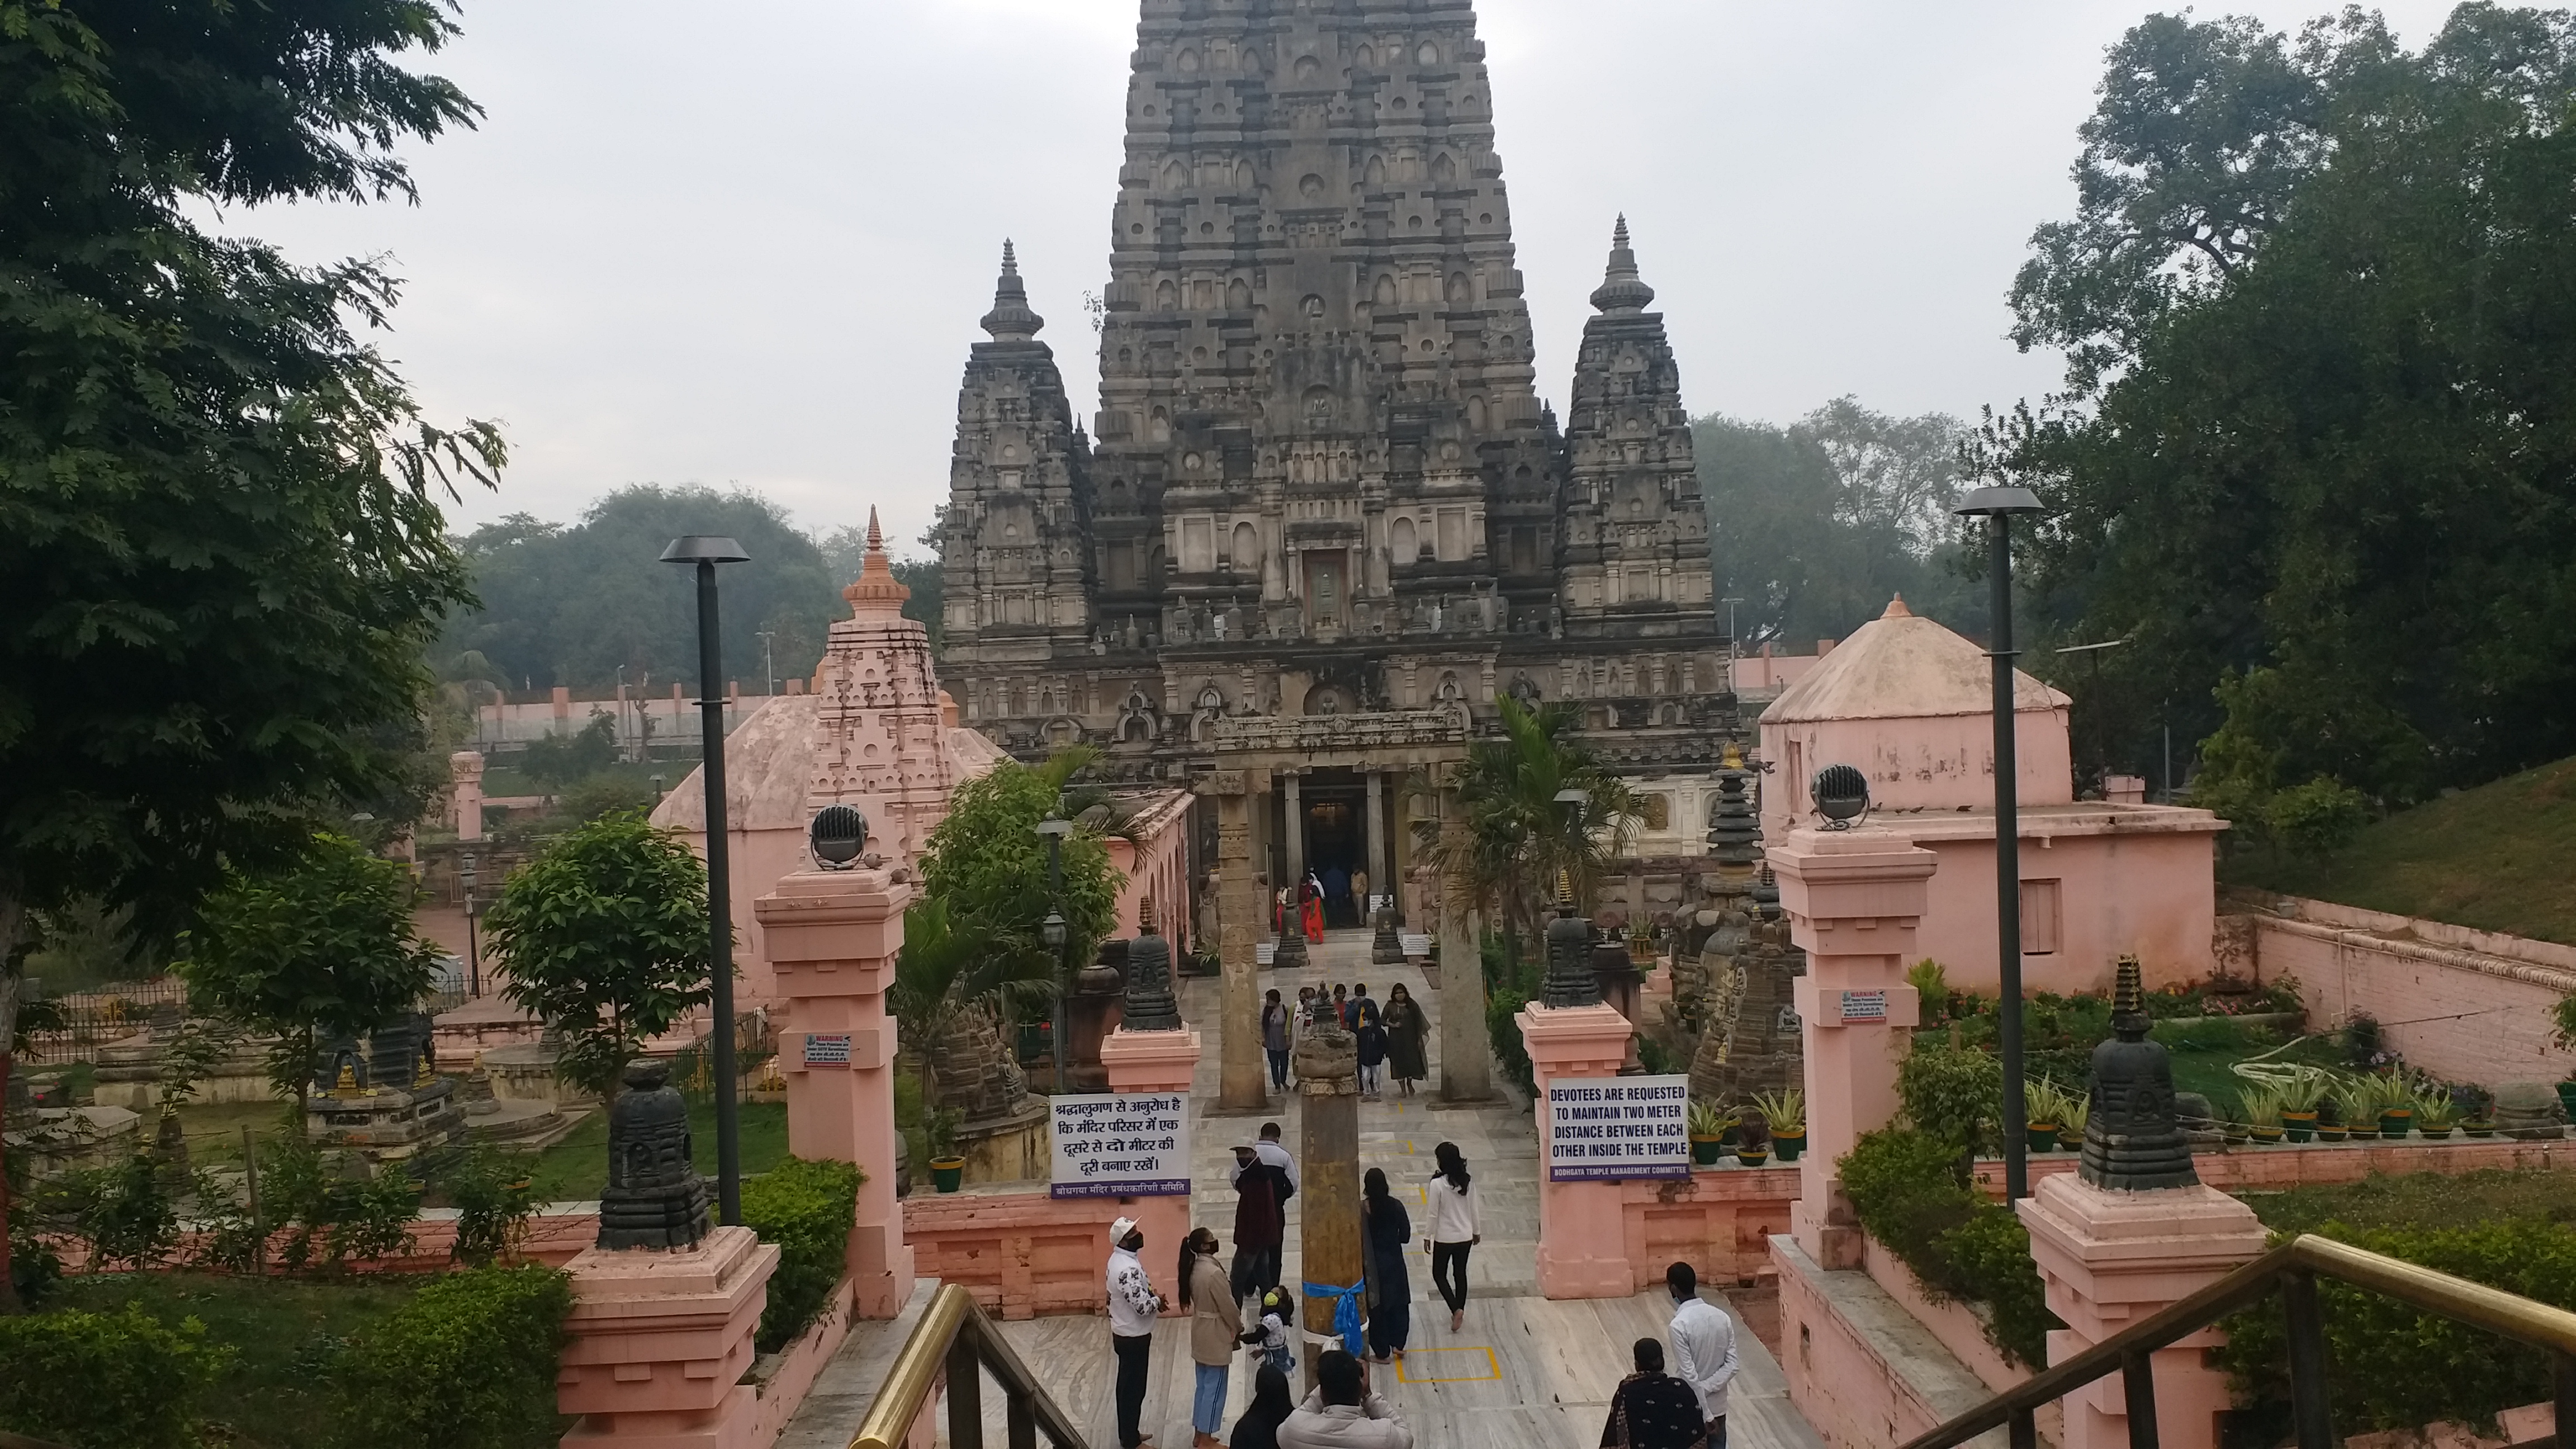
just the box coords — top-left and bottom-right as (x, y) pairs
(1427, 695), (1634, 979)
(484, 811), (712, 1097)
(913, 746), (1124, 1006)
(0, 0), (494, 1305)
(446, 486), (842, 695)
(180, 832), (443, 1109)
(2004, 4), (2576, 817)
(1694, 399), (1983, 649)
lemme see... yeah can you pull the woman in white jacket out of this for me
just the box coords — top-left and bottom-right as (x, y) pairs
(1421, 1142), (1480, 1332)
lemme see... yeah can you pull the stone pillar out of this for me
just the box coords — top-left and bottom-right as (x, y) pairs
(754, 866), (917, 1318)
(1767, 826), (1934, 1268)
(1282, 769), (1305, 888)
(556, 1225), (781, 1447)
(1200, 772), (1268, 1111)
(2018, 1177), (2267, 1449)
(1101, 1025), (1204, 1311)
(1517, 1000), (1636, 1298)
(1292, 1008), (1362, 1388)
(450, 751), (485, 842)
(1435, 778), (1493, 1103)
(1363, 771), (1388, 906)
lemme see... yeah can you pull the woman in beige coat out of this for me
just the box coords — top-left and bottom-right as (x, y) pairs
(1183, 1227), (1244, 1449)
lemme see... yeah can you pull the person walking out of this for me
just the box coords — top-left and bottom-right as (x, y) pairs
(1351, 868), (1371, 919)
(1107, 1217), (1166, 1449)
(1183, 1228), (1243, 1449)
(1353, 998), (1386, 1100)
(1229, 1363), (1295, 1449)
(1381, 985), (1427, 1097)
(1666, 1261), (1740, 1449)
(1276, 1350), (1411, 1449)
(1255, 1121), (1300, 1195)
(1230, 1142), (1287, 1303)
(1599, 1338), (1709, 1449)
(1262, 989), (1293, 1092)
(1423, 1142), (1481, 1333)
(1361, 1168), (1412, 1363)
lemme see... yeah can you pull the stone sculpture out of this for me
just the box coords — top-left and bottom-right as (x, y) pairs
(1121, 896), (1183, 1032)
(1542, 870), (1604, 1010)
(597, 1058), (713, 1251)
(2078, 955), (2198, 1191)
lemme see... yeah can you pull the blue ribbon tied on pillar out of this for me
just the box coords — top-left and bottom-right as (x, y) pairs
(1302, 1280), (1365, 1357)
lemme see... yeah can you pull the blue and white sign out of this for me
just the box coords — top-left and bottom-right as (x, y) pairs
(1049, 1092), (1192, 1198)
(1544, 1074), (1692, 1181)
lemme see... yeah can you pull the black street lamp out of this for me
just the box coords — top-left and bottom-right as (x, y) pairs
(661, 533), (750, 1226)
(1954, 484), (2046, 1202)
(461, 852), (481, 998)
(1036, 817), (1073, 1092)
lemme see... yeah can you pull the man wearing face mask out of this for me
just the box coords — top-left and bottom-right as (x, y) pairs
(1109, 1216), (1168, 1448)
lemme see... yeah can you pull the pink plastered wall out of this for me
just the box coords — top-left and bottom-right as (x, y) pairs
(1105, 790), (1195, 945)
(1893, 817), (2223, 995)
(1618, 1166), (1801, 1288)
(1763, 705), (2073, 831)
(2232, 896), (2576, 1087)
(902, 1187), (1189, 1321)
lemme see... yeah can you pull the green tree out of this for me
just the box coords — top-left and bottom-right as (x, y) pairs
(2006, 5), (2576, 815)
(1427, 695), (1635, 985)
(915, 746), (1124, 1002)
(889, 896), (1058, 1112)
(180, 833), (444, 1111)
(520, 711), (619, 795)
(447, 486), (841, 695)
(0, 0), (494, 1307)
(484, 812), (713, 1097)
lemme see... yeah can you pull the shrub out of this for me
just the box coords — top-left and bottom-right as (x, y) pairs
(1486, 986), (1535, 1097)
(1839, 1127), (2059, 1369)
(0, 1303), (228, 1448)
(440, 1144), (539, 1267)
(1896, 1043), (2003, 1156)
(742, 1156), (864, 1353)
(336, 1262), (573, 1449)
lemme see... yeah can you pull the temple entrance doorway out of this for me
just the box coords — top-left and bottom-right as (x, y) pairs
(1299, 773), (1367, 928)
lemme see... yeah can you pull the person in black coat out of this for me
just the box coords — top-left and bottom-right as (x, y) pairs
(1229, 1362), (1295, 1449)
(1362, 1167), (1412, 1362)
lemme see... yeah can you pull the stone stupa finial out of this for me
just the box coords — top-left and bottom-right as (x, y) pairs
(1589, 214), (1656, 314)
(980, 238), (1045, 340)
(841, 504), (912, 616)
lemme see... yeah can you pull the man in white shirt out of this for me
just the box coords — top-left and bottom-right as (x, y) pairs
(1666, 1261), (1740, 1449)
(1277, 1349), (1412, 1449)
(1255, 1120), (1300, 1193)
(1107, 1216), (1167, 1448)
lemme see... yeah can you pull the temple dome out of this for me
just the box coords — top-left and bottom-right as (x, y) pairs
(1761, 595), (2068, 725)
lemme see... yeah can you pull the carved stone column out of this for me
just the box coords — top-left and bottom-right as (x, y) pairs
(1200, 771), (1268, 1110)
(1436, 773), (1493, 1102)
(1294, 1005), (1361, 1389)
(1282, 769), (1306, 889)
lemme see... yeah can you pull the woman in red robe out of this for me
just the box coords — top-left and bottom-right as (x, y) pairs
(1300, 873), (1325, 941)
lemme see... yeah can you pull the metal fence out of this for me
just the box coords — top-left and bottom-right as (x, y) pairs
(16, 977), (190, 1064)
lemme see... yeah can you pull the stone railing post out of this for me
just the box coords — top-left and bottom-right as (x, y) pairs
(753, 865), (917, 1319)
(557, 1226), (780, 1447)
(1766, 826), (1935, 1268)
(1517, 1000), (1637, 1297)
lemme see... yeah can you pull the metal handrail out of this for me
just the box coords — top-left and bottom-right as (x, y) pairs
(849, 1283), (1091, 1449)
(1898, 1234), (2576, 1449)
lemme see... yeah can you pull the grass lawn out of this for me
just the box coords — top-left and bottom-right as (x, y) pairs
(40, 1270), (419, 1449)
(2241, 1167), (2576, 1235)
(512, 1097), (790, 1201)
(2167, 1033), (2347, 1112)
(2226, 754), (2576, 945)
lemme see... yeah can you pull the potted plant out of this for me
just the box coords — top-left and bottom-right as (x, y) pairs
(1908, 959), (1950, 1027)
(1687, 1100), (1731, 1168)
(2414, 1086), (2460, 1141)
(2332, 1078), (2379, 1140)
(1734, 1116), (1770, 1167)
(2552, 994), (2576, 1119)
(2242, 1087), (2285, 1144)
(927, 1107), (966, 1193)
(2277, 1069), (2332, 1144)
(2057, 1089), (2090, 1152)
(2024, 1078), (2065, 1154)
(1753, 1088), (1806, 1163)
(2373, 1071), (2415, 1139)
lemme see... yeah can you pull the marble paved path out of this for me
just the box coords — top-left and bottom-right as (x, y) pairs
(786, 929), (1821, 1449)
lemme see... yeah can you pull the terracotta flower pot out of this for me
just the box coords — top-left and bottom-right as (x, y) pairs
(2252, 1125), (2285, 1143)
(2283, 1110), (2318, 1143)
(1735, 1146), (1770, 1167)
(1771, 1131), (1805, 1163)
(1690, 1135), (1726, 1167)
(931, 1156), (967, 1193)
(2378, 1110), (2413, 1140)
(2319, 1124), (2349, 1142)
(2465, 1121), (2497, 1138)
(2027, 1123), (2061, 1154)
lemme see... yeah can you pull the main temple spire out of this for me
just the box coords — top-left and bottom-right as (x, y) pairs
(979, 239), (1044, 340)
(1590, 214), (1657, 315)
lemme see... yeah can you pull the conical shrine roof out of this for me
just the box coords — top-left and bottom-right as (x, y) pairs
(1760, 596), (2068, 725)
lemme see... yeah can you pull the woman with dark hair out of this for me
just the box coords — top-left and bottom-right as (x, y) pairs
(1228, 1362), (1296, 1449)
(1601, 1338), (1708, 1449)
(1361, 1167), (1412, 1362)
(1381, 984), (1427, 1096)
(1182, 1227), (1242, 1449)
(1423, 1141), (1481, 1332)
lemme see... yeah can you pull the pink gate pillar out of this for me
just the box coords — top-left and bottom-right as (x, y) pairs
(752, 866), (917, 1319)
(1518, 1001), (1639, 1298)
(1767, 826), (1935, 1268)
(557, 1225), (781, 1448)
(2018, 1175), (2266, 1449)
(1100, 1026), (1203, 1309)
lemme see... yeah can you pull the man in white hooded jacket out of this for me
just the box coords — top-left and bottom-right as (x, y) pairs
(1276, 1349), (1410, 1449)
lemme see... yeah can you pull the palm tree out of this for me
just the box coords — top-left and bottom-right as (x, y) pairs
(889, 896), (1057, 1115)
(1417, 694), (1635, 987)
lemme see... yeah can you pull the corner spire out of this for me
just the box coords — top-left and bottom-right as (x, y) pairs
(1589, 213), (1656, 314)
(841, 504), (912, 617)
(979, 238), (1044, 340)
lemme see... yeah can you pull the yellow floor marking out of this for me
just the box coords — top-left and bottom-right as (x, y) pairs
(1394, 1346), (1501, 1384)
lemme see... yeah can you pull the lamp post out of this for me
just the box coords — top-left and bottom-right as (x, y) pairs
(660, 533), (750, 1226)
(1954, 485), (2045, 1202)
(1036, 816), (1073, 1092)
(460, 851), (481, 998)
(756, 629), (777, 697)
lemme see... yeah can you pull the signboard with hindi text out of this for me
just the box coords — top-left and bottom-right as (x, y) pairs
(1049, 1092), (1193, 1197)
(1542, 1074), (1691, 1182)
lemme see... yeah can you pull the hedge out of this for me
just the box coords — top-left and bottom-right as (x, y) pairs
(335, 1262), (574, 1449)
(743, 1156), (864, 1353)
(2216, 1219), (2576, 1434)
(1486, 986), (1536, 1098)
(0, 1303), (226, 1449)
(1838, 1126), (2057, 1368)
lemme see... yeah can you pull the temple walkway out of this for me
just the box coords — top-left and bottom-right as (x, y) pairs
(783, 929), (1819, 1449)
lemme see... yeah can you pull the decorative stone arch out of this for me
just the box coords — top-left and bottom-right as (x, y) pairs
(1389, 515), (1416, 563)
(1508, 671), (1541, 704)
(1043, 715), (1086, 747)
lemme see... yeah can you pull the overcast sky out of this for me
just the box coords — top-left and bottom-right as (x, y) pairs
(223, 1), (2463, 557)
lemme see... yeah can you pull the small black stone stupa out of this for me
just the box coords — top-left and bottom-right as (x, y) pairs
(1542, 869), (1604, 1009)
(598, 1058), (714, 1250)
(2078, 955), (2199, 1191)
(1121, 896), (1184, 1032)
